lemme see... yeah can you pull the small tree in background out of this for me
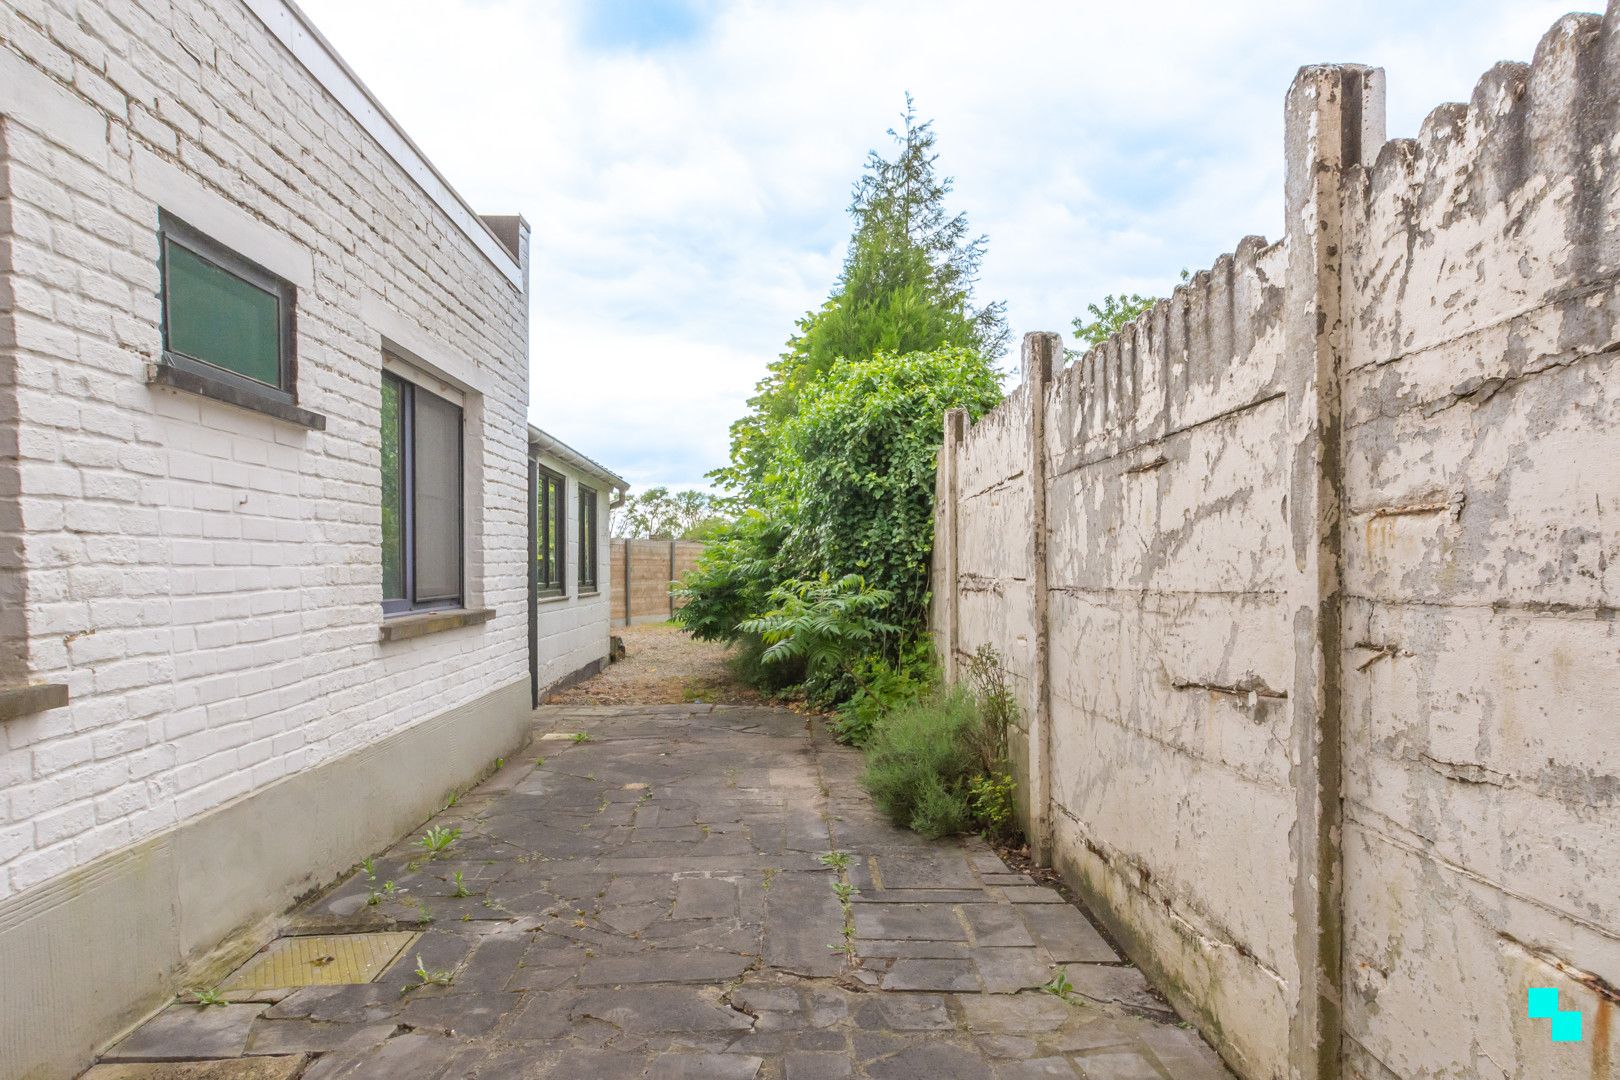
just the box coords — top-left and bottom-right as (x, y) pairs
(1068, 269), (1189, 358)
(611, 486), (729, 540)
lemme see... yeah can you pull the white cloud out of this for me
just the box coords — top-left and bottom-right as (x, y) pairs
(297, 0), (1592, 488)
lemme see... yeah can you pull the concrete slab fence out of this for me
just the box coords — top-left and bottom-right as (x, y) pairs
(931, 13), (1620, 1080)
(611, 539), (705, 627)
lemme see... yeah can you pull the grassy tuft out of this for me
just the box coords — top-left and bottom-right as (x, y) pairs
(860, 687), (985, 839)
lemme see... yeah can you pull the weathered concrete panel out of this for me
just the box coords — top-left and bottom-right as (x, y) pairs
(935, 7), (1620, 1078)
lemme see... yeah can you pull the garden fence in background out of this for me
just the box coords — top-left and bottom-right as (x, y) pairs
(611, 539), (705, 627)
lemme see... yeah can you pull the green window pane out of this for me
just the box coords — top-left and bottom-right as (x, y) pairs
(165, 240), (282, 386)
(381, 376), (404, 600)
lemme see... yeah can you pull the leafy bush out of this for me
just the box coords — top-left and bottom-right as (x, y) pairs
(777, 346), (1003, 631)
(861, 687), (984, 838)
(671, 512), (789, 644)
(832, 637), (939, 747)
(727, 632), (806, 693)
(968, 772), (1019, 841)
(860, 647), (1025, 842)
(737, 574), (898, 704)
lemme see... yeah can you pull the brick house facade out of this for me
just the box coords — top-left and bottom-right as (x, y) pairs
(0, 2), (621, 1075)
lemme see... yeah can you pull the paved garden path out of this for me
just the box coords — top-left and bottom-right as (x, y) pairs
(88, 705), (1231, 1079)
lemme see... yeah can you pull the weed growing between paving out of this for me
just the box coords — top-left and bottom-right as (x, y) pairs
(820, 850), (860, 963)
(402, 955), (453, 996)
(417, 825), (460, 857)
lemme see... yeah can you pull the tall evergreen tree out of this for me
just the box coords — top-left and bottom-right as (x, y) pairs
(714, 97), (1007, 500)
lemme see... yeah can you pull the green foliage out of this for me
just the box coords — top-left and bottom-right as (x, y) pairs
(817, 850), (852, 871)
(860, 647), (1025, 841)
(190, 987), (227, 1007)
(716, 97), (1007, 502)
(727, 632), (806, 693)
(832, 637), (939, 747)
(403, 954), (454, 995)
(1042, 967), (1075, 999)
(968, 772), (1019, 841)
(1069, 270), (1189, 351)
(860, 686), (985, 838)
(416, 825), (460, 857)
(1071, 292), (1156, 348)
(778, 347), (1002, 630)
(681, 99), (1008, 711)
(964, 643), (1017, 772)
(737, 574), (899, 704)
(612, 485), (731, 540)
(671, 512), (790, 644)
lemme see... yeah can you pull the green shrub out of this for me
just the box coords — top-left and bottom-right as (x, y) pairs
(737, 574), (898, 705)
(727, 632), (805, 693)
(860, 646), (1026, 843)
(776, 347), (1004, 631)
(671, 512), (790, 644)
(832, 637), (939, 747)
(861, 687), (984, 838)
(968, 772), (1019, 841)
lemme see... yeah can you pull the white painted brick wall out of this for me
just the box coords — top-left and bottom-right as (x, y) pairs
(532, 462), (612, 696)
(0, 0), (533, 898)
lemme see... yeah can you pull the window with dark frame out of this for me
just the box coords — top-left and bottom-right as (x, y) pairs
(536, 467), (566, 596)
(159, 211), (296, 402)
(381, 368), (464, 614)
(577, 485), (598, 591)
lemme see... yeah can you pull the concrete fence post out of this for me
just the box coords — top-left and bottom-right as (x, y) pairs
(939, 408), (967, 684)
(1281, 63), (1384, 1080)
(1021, 332), (1060, 866)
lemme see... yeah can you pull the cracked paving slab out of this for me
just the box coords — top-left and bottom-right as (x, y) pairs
(89, 704), (1231, 1079)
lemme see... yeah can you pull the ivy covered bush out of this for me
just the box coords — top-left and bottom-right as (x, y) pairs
(778, 347), (1002, 629)
(672, 345), (998, 710)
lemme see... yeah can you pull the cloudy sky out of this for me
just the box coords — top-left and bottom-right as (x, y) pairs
(298, 0), (1587, 491)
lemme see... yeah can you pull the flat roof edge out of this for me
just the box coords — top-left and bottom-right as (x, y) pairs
(242, 0), (525, 290)
(529, 425), (629, 490)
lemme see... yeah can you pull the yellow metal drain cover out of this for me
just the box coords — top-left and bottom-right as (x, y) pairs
(220, 932), (419, 989)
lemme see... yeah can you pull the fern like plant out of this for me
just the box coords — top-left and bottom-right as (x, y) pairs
(737, 574), (898, 701)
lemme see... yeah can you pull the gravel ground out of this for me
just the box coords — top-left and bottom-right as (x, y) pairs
(545, 622), (766, 705)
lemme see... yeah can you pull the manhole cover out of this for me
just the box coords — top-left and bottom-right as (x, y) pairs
(220, 932), (419, 989)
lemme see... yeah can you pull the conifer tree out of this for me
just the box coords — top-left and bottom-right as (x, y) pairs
(714, 97), (1006, 500)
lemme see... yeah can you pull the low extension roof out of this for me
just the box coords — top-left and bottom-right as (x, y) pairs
(528, 425), (628, 492)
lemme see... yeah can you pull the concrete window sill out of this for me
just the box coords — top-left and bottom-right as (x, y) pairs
(379, 607), (495, 643)
(578, 589), (601, 597)
(148, 363), (327, 430)
(0, 682), (69, 721)
(537, 592), (569, 606)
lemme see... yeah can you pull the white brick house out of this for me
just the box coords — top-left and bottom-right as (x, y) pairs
(0, 2), (622, 1075)
(528, 425), (627, 700)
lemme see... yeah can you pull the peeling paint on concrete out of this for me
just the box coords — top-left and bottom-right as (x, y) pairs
(934, 6), (1620, 1079)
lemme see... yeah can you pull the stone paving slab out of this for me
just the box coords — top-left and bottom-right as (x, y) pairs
(82, 1060), (308, 1080)
(89, 704), (1230, 1080)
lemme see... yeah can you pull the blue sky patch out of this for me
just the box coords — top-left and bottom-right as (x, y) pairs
(580, 0), (707, 51)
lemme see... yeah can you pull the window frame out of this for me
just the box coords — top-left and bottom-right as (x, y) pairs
(158, 210), (297, 405)
(381, 369), (465, 616)
(577, 484), (599, 592)
(535, 466), (566, 598)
